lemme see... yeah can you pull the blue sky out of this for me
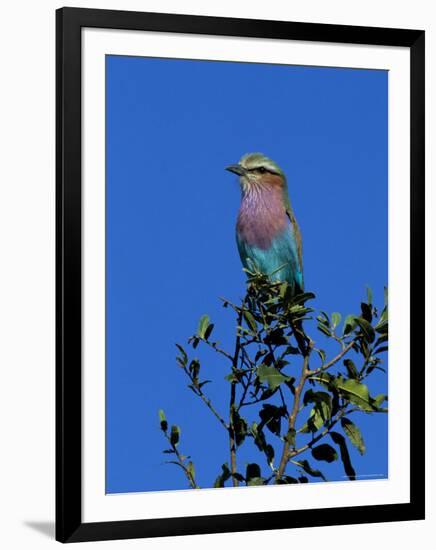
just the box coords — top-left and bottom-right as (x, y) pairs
(106, 55), (388, 493)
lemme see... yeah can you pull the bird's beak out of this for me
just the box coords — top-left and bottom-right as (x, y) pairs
(225, 163), (246, 176)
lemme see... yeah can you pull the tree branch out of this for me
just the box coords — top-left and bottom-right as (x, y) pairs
(289, 408), (351, 460)
(229, 306), (244, 486)
(182, 367), (228, 430)
(203, 339), (234, 362)
(237, 358), (255, 411)
(275, 339), (314, 482)
(164, 432), (199, 489)
(308, 339), (357, 376)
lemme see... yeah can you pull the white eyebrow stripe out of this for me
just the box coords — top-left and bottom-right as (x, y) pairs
(246, 165), (280, 174)
(239, 154), (284, 177)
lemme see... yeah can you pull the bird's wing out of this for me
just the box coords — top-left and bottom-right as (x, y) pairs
(284, 196), (304, 288)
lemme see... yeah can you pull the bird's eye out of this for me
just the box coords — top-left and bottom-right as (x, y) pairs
(258, 167), (267, 173)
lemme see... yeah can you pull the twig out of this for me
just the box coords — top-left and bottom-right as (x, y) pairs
(229, 306), (244, 486)
(332, 333), (346, 350)
(182, 367), (228, 430)
(289, 408), (351, 460)
(308, 339), (357, 376)
(164, 432), (199, 489)
(239, 396), (264, 408)
(204, 340), (234, 362)
(241, 346), (256, 369)
(241, 337), (259, 347)
(237, 359), (254, 410)
(275, 339), (314, 482)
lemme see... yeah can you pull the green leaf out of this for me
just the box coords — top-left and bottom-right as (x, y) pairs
(330, 431), (356, 480)
(257, 364), (290, 391)
(313, 374), (377, 412)
(170, 425), (180, 446)
(317, 324), (332, 338)
(375, 303), (388, 334)
(197, 314), (210, 339)
(205, 323), (215, 340)
(343, 314), (357, 335)
(175, 344), (188, 367)
(366, 286), (373, 305)
(373, 394), (387, 407)
(331, 312), (341, 329)
(250, 423), (275, 466)
(294, 459), (327, 481)
(232, 473), (245, 483)
(371, 394), (388, 412)
(300, 391), (332, 433)
(375, 334), (388, 347)
(381, 305), (389, 323)
(191, 336), (200, 349)
(318, 311), (330, 324)
(188, 359), (200, 381)
(264, 444), (275, 467)
(341, 417), (366, 455)
(343, 359), (359, 380)
(245, 463), (261, 482)
(231, 409), (248, 447)
(258, 404), (286, 436)
(303, 389), (332, 409)
(187, 461), (195, 480)
(243, 310), (258, 333)
(375, 320), (388, 335)
(336, 378), (367, 408)
(276, 476), (299, 484)
(158, 409), (168, 432)
(289, 292), (316, 306)
(264, 328), (288, 346)
(279, 282), (290, 299)
(360, 302), (373, 323)
(360, 339), (370, 359)
(354, 317), (375, 343)
(214, 463), (231, 488)
(333, 377), (376, 412)
(300, 402), (330, 433)
(312, 443), (338, 463)
(247, 477), (266, 486)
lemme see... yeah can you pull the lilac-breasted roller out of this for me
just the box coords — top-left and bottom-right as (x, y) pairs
(226, 153), (304, 296)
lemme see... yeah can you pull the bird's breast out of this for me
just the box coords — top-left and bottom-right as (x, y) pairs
(236, 189), (288, 250)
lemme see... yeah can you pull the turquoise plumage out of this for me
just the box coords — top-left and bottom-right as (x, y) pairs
(226, 153), (303, 295)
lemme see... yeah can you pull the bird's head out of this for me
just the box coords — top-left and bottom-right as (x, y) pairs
(225, 153), (286, 194)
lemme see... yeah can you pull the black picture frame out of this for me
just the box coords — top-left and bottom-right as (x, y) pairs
(56, 6), (425, 543)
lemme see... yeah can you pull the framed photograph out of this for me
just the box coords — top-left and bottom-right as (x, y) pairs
(56, 7), (425, 543)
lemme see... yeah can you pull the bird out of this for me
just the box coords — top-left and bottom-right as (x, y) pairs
(226, 152), (303, 296)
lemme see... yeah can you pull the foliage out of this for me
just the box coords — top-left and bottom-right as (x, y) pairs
(158, 267), (388, 488)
